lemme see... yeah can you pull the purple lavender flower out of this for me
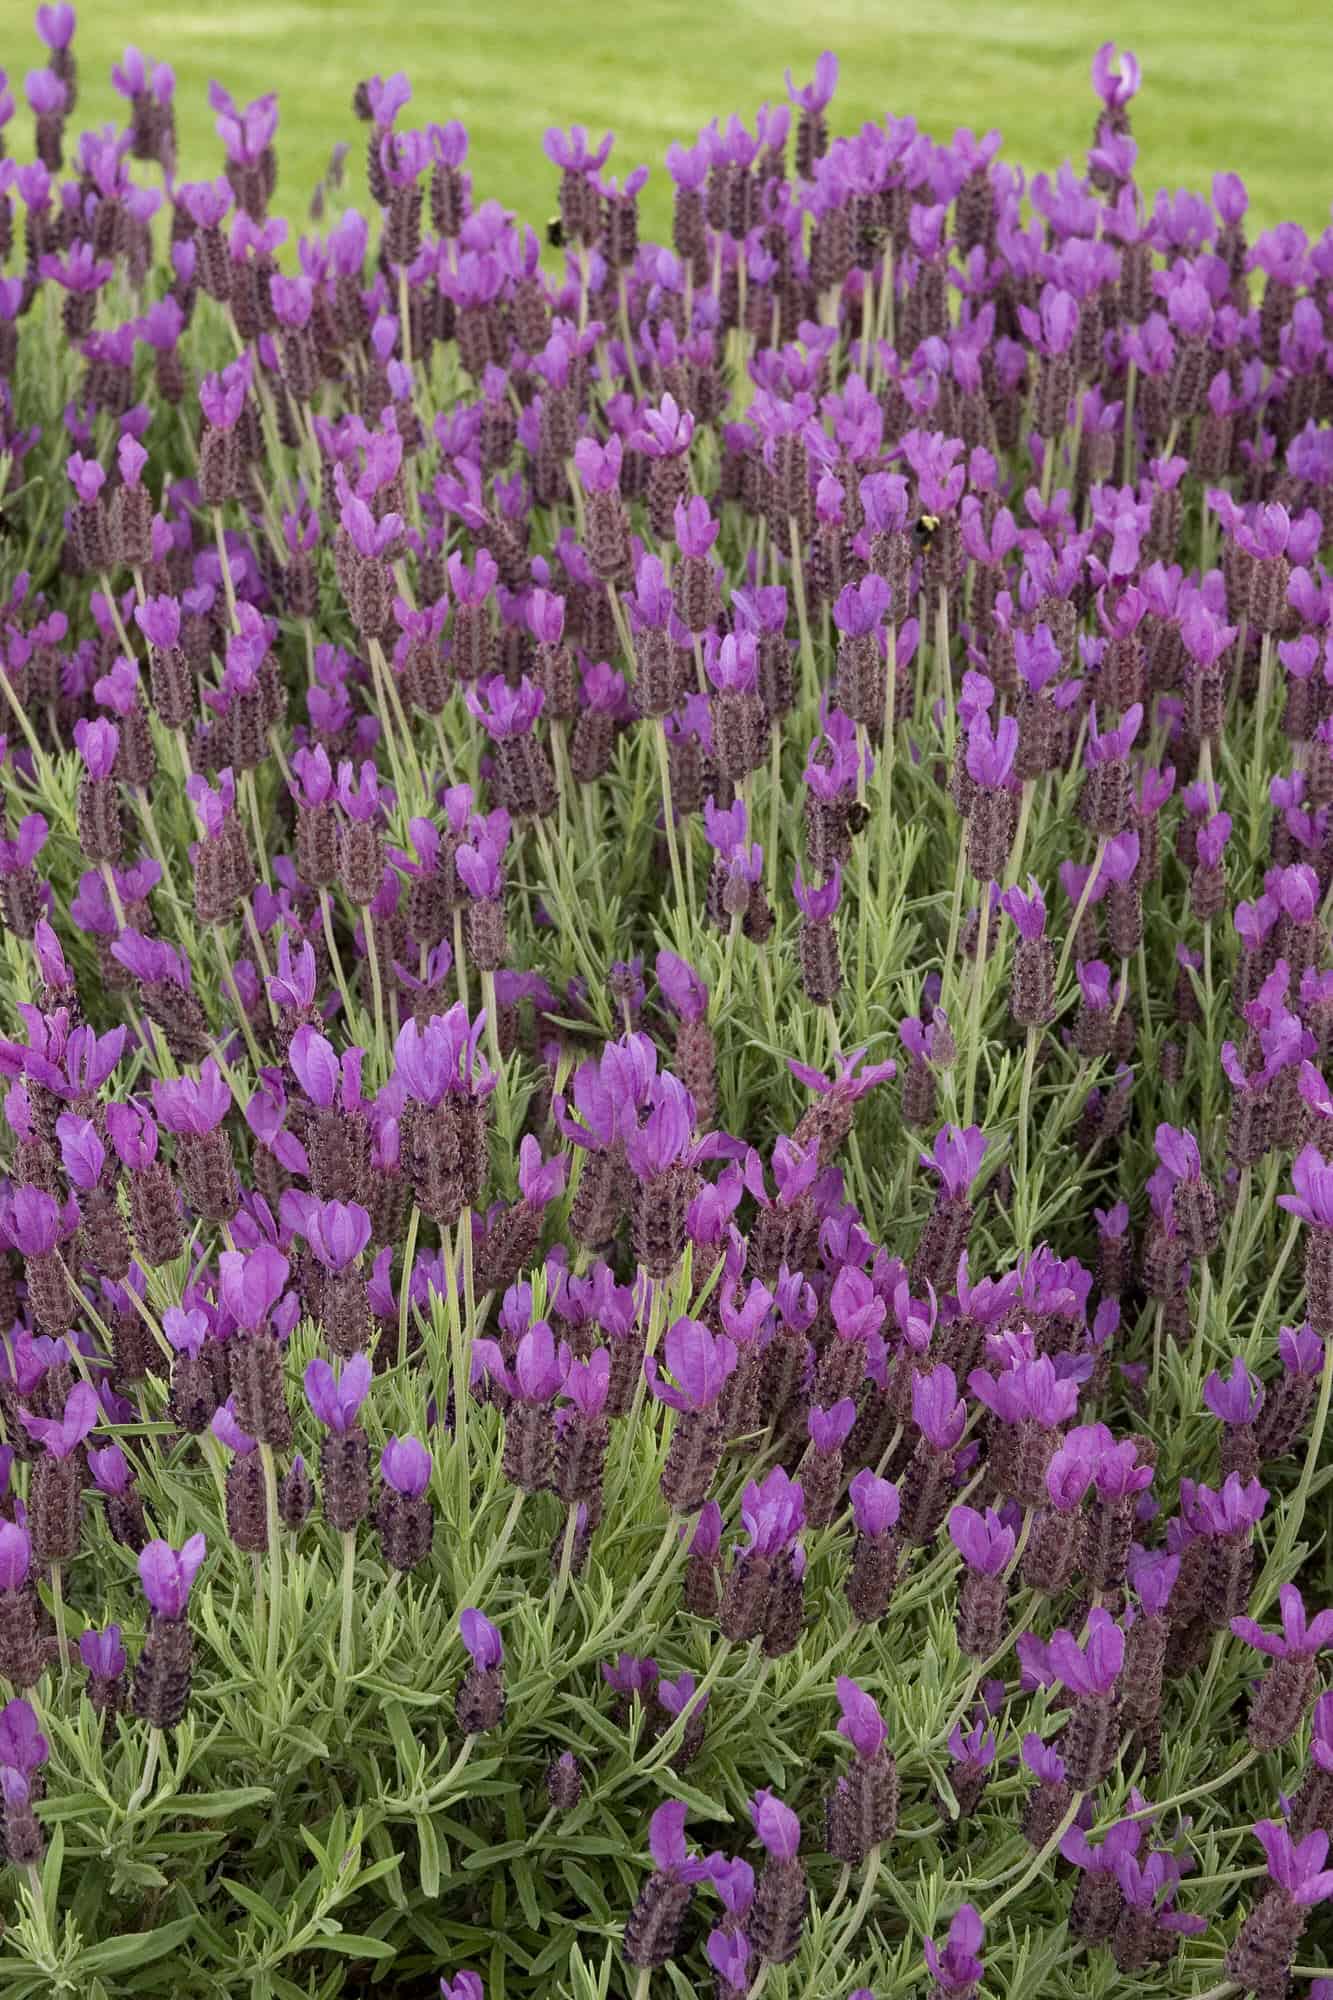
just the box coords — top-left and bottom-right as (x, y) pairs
(20, 1380), (98, 1460)
(948, 1504), (1015, 1576)
(459, 1607), (503, 1671)
(1204, 1358), (1263, 1427)
(739, 1467), (805, 1554)
(79, 1624), (127, 1681)
(706, 1930), (750, 1999)
(924, 1906), (985, 1997)
(644, 1318), (737, 1412)
(1232, 1585), (1333, 1660)
(1048, 1605), (1125, 1696)
(1000, 877), (1047, 940)
(218, 1245), (290, 1332)
(439, 1977), (485, 2000)
(623, 1799), (711, 1968)
(849, 1468), (900, 1536)
(923, 1125), (988, 1200)
(0, 1522), (32, 1592)
(656, 949), (708, 1023)
(304, 1355), (371, 1433)
(835, 1676), (887, 1760)
(913, 1365), (967, 1451)
(138, 1534), (207, 1619)
(381, 1436), (432, 1497)
(1280, 1146), (1333, 1227)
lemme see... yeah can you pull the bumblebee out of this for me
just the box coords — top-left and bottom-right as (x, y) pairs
(545, 215), (566, 250)
(845, 800), (872, 837)
(913, 512), (941, 553)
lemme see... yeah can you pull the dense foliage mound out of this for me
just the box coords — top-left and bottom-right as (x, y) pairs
(0, 15), (1331, 2000)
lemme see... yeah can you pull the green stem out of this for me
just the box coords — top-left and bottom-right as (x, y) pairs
(481, 967), (505, 1090)
(766, 726), (782, 902)
(1249, 631), (1274, 862)
(49, 1562), (69, 1682)
(879, 621), (898, 864)
(212, 507), (239, 630)
(398, 1204), (420, 1371)
(1099, 1748), (1258, 1830)
(547, 1505), (581, 1631)
(337, 1528), (356, 1701)
(789, 517), (817, 706)
(1005, 778), (1036, 888)
(259, 1442), (283, 1687)
(1261, 1331), (1333, 1588)
(320, 890), (358, 1029)
(962, 886), (991, 1126)
(361, 904), (387, 1069)
(1016, 1027), (1038, 1244)
(654, 716), (687, 918)
(214, 924), (266, 1073)
(1054, 837), (1109, 990)
(935, 584), (953, 765)
(124, 1727), (162, 1817)
(453, 906), (470, 1013)
(463, 1488), (525, 1604)
(243, 769), (271, 890)
(980, 1793), (1082, 1922)
(419, 1730), (477, 1806)
(940, 835), (969, 1011)
(1121, 360), (1138, 486)
(825, 1844), (881, 1968)
(594, 1514), (682, 1660)
(445, 1218), (471, 1523)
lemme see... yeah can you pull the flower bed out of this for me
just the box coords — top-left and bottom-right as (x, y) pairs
(0, 14), (1331, 1999)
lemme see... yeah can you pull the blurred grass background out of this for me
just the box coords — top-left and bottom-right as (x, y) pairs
(27, 1), (1333, 239)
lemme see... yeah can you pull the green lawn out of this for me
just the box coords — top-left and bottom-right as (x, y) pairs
(34, 2), (1333, 239)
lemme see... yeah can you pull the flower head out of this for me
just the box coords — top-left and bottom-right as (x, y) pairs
(0, 1697), (48, 1775)
(1253, 1822), (1333, 1905)
(79, 1624), (127, 1680)
(303, 1354), (372, 1433)
(646, 1799), (711, 1881)
(644, 1317), (737, 1414)
(849, 1467), (900, 1536)
(949, 1504), (1015, 1577)
(1000, 877), (1047, 941)
(1232, 1584), (1333, 1661)
(739, 1466), (805, 1554)
(381, 1436), (432, 1498)
(1047, 1605), (1125, 1697)
(20, 1380), (98, 1460)
(913, 1365), (967, 1451)
(1280, 1146), (1333, 1229)
(924, 1906), (985, 1994)
(1203, 1357), (1263, 1428)
(138, 1534), (207, 1620)
(0, 1521), (31, 1593)
(835, 1676), (887, 1760)
(749, 1789), (800, 1859)
(459, 1607), (502, 1671)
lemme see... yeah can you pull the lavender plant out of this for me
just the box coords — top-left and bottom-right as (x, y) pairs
(0, 15), (1329, 2000)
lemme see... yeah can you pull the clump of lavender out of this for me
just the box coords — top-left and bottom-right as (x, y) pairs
(456, 1608), (506, 1734)
(132, 1534), (206, 1732)
(1225, 1822), (1333, 1997)
(622, 1800), (711, 1972)
(924, 1905), (985, 1999)
(0, 19), (1331, 1999)
(826, 1676), (898, 1865)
